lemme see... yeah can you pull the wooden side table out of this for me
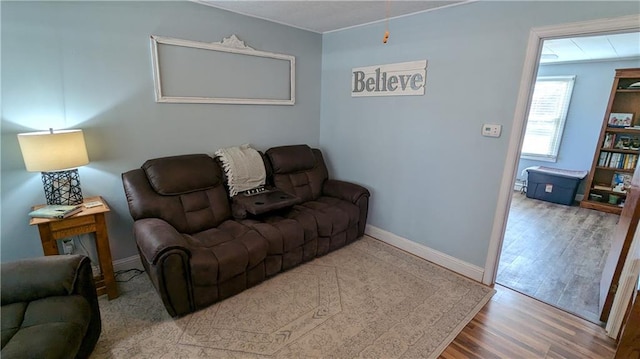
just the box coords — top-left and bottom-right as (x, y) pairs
(29, 196), (118, 299)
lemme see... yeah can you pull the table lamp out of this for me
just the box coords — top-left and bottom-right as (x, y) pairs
(17, 129), (90, 205)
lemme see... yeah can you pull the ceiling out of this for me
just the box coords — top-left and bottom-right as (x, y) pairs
(195, 0), (468, 33)
(541, 32), (640, 64)
(195, 1), (640, 63)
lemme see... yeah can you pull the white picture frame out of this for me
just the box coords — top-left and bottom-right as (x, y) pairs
(150, 34), (295, 105)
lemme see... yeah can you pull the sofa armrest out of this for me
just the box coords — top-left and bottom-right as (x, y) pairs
(134, 218), (191, 265)
(1, 254), (88, 306)
(73, 255), (102, 358)
(323, 179), (370, 237)
(322, 179), (370, 204)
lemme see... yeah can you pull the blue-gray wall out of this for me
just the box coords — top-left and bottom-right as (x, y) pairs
(319, 1), (640, 267)
(517, 59), (640, 195)
(1, 1), (322, 262)
(2, 1), (639, 272)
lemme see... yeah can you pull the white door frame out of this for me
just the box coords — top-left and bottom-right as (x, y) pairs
(483, 14), (640, 286)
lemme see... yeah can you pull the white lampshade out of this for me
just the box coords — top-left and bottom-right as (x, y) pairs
(17, 129), (89, 172)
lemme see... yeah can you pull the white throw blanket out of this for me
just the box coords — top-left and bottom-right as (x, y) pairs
(215, 144), (266, 196)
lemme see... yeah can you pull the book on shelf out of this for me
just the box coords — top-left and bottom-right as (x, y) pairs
(594, 184), (613, 191)
(618, 153), (624, 168)
(598, 152), (608, 166)
(623, 154), (630, 169)
(623, 154), (636, 169)
(600, 151), (612, 167)
(615, 153), (623, 168)
(28, 205), (82, 219)
(614, 135), (631, 149)
(608, 153), (619, 168)
(603, 133), (616, 149)
(630, 154), (637, 169)
(612, 172), (633, 192)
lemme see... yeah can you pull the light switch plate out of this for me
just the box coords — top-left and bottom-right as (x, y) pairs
(482, 124), (502, 138)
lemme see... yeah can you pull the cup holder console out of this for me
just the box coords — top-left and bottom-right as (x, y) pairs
(233, 187), (301, 215)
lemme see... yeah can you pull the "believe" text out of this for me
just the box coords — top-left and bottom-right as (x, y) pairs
(351, 60), (427, 97)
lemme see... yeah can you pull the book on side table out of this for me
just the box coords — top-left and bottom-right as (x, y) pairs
(28, 205), (82, 219)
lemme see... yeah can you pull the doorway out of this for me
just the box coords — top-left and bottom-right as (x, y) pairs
(495, 33), (640, 324)
(483, 15), (640, 332)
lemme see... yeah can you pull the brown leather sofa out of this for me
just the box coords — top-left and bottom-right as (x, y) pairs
(122, 145), (369, 316)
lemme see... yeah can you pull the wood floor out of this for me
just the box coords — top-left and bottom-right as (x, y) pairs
(441, 284), (617, 358)
(496, 193), (619, 323)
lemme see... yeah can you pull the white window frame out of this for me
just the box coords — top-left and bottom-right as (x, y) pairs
(520, 75), (576, 162)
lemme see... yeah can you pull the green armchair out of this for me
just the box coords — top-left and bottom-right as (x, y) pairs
(1, 254), (101, 359)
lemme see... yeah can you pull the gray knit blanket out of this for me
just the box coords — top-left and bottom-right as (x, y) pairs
(215, 144), (266, 196)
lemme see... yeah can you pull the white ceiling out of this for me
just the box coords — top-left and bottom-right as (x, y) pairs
(541, 32), (640, 64)
(196, 0), (468, 33)
(195, 1), (640, 63)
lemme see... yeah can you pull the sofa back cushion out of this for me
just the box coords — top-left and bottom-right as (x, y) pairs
(1, 255), (86, 306)
(122, 154), (231, 234)
(265, 145), (328, 202)
(144, 154), (222, 195)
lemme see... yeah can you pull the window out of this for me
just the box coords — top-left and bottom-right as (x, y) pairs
(521, 76), (576, 162)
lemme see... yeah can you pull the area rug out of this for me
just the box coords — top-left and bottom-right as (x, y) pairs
(91, 236), (494, 358)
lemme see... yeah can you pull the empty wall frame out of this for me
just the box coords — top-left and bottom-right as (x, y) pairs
(150, 34), (295, 105)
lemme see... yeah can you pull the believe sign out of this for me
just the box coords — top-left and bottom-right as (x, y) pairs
(351, 60), (427, 97)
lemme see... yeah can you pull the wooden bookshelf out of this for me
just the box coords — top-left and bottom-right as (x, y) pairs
(581, 68), (640, 215)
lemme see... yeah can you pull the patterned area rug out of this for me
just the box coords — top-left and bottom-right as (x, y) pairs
(91, 236), (494, 358)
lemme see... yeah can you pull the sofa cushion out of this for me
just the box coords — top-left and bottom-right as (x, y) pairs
(22, 296), (91, 330)
(180, 189), (232, 232)
(125, 155), (232, 234)
(2, 322), (85, 359)
(240, 217), (305, 255)
(292, 197), (361, 255)
(1, 295), (91, 359)
(143, 154), (222, 195)
(187, 221), (268, 285)
(267, 148), (329, 202)
(296, 196), (360, 237)
(266, 145), (316, 174)
(1, 256), (80, 306)
(1, 302), (26, 348)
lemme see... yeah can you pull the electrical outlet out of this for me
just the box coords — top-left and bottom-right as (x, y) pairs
(63, 239), (74, 255)
(91, 265), (101, 276)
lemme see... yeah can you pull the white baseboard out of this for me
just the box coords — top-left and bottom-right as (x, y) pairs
(365, 225), (484, 282)
(113, 255), (144, 273)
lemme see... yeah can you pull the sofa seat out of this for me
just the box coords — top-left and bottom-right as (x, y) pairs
(294, 196), (361, 255)
(134, 218), (269, 312)
(240, 211), (319, 275)
(188, 220), (268, 283)
(188, 220), (268, 306)
(2, 295), (91, 359)
(1, 255), (101, 359)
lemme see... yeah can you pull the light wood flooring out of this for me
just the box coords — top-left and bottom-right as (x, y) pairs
(441, 284), (617, 358)
(496, 193), (619, 324)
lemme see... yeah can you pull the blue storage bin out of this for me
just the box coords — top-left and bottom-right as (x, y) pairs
(525, 166), (588, 206)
